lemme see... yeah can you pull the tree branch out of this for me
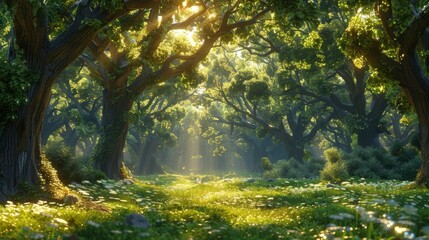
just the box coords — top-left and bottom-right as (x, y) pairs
(305, 112), (335, 141)
(375, 0), (396, 41)
(170, 5), (208, 30)
(12, 0), (49, 72)
(124, 0), (159, 10)
(400, 4), (429, 51)
(79, 54), (108, 87)
(128, 3), (269, 96)
(47, 1), (157, 78)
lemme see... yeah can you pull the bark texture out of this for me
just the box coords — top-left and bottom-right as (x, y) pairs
(92, 91), (133, 179)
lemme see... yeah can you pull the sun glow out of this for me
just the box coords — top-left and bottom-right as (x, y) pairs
(196, 86), (205, 95)
(189, 5), (200, 13)
(185, 115), (202, 173)
(171, 27), (199, 47)
(181, 1), (200, 13)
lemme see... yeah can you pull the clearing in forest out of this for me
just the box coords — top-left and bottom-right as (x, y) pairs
(0, 174), (428, 239)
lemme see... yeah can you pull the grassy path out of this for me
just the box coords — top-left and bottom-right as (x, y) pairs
(0, 175), (428, 239)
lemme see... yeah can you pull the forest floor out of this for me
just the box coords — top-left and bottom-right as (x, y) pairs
(0, 174), (429, 239)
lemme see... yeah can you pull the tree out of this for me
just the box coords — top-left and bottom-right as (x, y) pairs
(81, 1), (270, 178)
(200, 50), (334, 161)
(340, 0), (429, 186)
(240, 1), (391, 151)
(383, 110), (417, 146)
(286, 63), (389, 150)
(0, 0), (160, 202)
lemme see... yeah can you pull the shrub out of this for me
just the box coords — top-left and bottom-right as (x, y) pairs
(44, 143), (75, 183)
(324, 148), (341, 163)
(343, 146), (420, 181)
(262, 169), (279, 179)
(306, 157), (325, 176)
(276, 158), (308, 178)
(262, 157), (323, 179)
(344, 147), (398, 179)
(68, 165), (106, 183)
(120, 162), (133, 179)
(45, 142), (106, 184)
(390, 141), (403, 157)
(393, 144), (421, 180)
(320, 160), (349, 183)
(320, 148), (349, 183)
(261, 157), (273, 171)
(39, 154), (70, 200)
(399, 159), (420, 180)
(409, 131), (420, 150)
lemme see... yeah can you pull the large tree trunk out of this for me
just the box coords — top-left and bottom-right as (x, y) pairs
(282, 137), (305, 161)
(357, 94), (387, 148)
(401, 52), (429, 186)
(285, 144), (305, 161)
(92, 90), (133, 179)
(354, 1), (429, 186)
(337, 63), (387, 149)
(0, 81), (52, 201)
(250, 147), (263, 172)
(417, 120), (429, 186)
(357, 122), (382, 148)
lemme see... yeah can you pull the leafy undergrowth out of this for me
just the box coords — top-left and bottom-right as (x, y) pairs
(1, 175), (429, 239)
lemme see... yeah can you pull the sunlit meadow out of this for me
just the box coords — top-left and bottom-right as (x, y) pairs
(0, 175), (428, 239)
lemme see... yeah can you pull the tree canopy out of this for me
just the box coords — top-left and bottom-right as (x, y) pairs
(1, 0), (429, 204)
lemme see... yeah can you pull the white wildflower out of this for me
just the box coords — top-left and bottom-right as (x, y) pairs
(53, 218), (68, 225)
(397, 220), (416, 227)
(140, 232), (150, 237)
(29, 233), (45, 239)
(338, 213), (354, 219)
(329, 215), (343, 220)
(404, 231), (416, 239)
(87, 221), (101, 228)
(379, 218), (395, 230)
(395, 226), (410, 234)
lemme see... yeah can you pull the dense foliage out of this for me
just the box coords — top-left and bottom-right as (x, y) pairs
(0, 52), (37, 129)
(45, 143), (106, 184)
(344, 145), (421, 181)
(320, 148), (349, 183)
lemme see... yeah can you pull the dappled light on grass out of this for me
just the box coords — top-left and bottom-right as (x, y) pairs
(0, 175), (428, 239)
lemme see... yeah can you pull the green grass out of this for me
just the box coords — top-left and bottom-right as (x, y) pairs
(0, 175), (428, 239)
